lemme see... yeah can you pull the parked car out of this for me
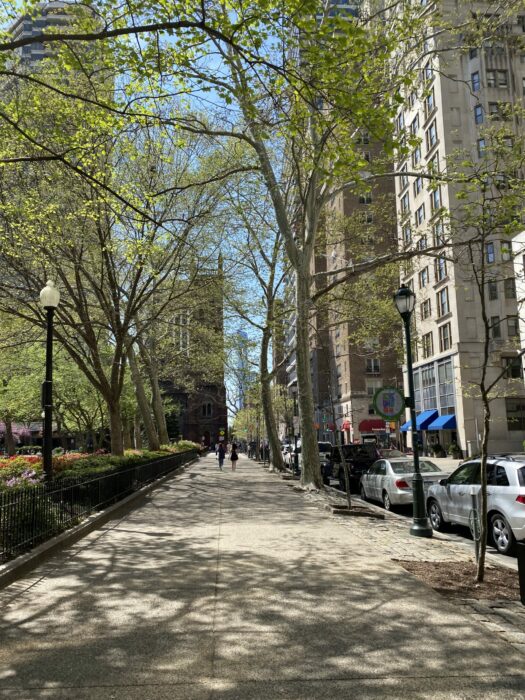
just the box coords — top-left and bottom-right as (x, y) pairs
(360, 458), (446, 511)
(426, 458), (525, 555)
(328, 443), (379, 491)
(377, 448), (405, 459)
(283, 441), (333, 473)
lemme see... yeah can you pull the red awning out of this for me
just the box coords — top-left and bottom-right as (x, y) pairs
(342, 420), (351, 431)
(359, 418), (386, 432)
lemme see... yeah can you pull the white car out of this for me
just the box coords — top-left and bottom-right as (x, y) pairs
(360, 458), (446, 511)
(426, 458), (525, 555)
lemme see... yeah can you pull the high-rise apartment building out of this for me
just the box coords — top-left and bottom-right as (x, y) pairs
(9, 2), (71, 65)
(395, 5), (525, 456)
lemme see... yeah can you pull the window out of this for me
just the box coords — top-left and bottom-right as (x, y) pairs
(412, 145), (421, 166)
(504, 278), (516, 299)
(358, 131), (370, 144)
(518, 15), (525, 32)
(438, 323), (452, 352)
(410, 114), (420, 135)
(485, 242), (495, 263)
(396, 111), (405, 132)
(474, 104), (484, 125)
(417, 235), (427, 250)
(503, 356), (522, 379)
(508, 316), (519, 337)
(501, 242), (511, 261)
(487, 70), (496, 88)
(366, 358), (380, 374)
(488, 280), (498, 300)
(359, 193), (372, 204)
(402, 223), (412, 244)
(421, 364), (437, 409)
(437, 287), (449, 317)
(426, 120), (437, 151)
(400, 164), (408, 189)
(448, 462), (480, 485)
(506, 398), (525, 431)
(422, 332), (434, 359)
(201, 402), (213, 417)
(491, 316), (501, 338)
(415, 203), (426, 226)
(477, 138), (486, 158)
(420, 298), (432, 320)
(438, 359), (455, 413)
(497, 70), (508, 88)
(469, 47), (478, 59)
(523, 76), (525, 96)
(413, 176), (423, 196)
(419, 266), (429, 288)
(430, 187), (441, 212)
(428, 151), (440, 173)
(401, 192), (410, 213)
(495, 465), (510, 487)
(435, 257), (447, 281)
(433, 221), (445, 246)
(471, 71), (480, 91)
(424, 62), (433, 81)
(409, 91), (417, 108)
(174, 311), (190, 355)
(425, 88), (435, 118)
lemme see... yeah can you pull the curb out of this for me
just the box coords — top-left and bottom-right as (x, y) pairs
(0, 457), (198, 589)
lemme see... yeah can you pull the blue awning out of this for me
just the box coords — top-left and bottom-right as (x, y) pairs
(427, 414), (457, 431)
(400, 409), (439, 432)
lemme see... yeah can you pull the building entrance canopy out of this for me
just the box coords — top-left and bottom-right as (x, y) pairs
(400, 409), (439, 432)
(427, 414), (457, 431)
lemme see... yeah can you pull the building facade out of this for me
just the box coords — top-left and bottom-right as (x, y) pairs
(395, 4), (525, 456)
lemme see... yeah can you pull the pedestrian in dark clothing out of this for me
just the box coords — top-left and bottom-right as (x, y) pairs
(218, 443), (225, 470)
(230, 443), (239, 472)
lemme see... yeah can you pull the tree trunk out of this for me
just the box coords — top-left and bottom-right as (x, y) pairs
(122, 418), (132, 450)
(127, 343), (160, 451)
(260, 326), (284, 472)
(134, 412), (143, 449)
(108, 402), (124, 456)
(476, 403), (490, 582)
(4, 415), (15, 456)
(296, 269), (322, 488)
(138, 340), (170, 445)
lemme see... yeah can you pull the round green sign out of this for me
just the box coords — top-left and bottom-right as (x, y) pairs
(372, 387), (405, 421)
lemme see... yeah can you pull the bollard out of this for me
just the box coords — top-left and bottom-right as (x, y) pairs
(517, 541), (525, 606)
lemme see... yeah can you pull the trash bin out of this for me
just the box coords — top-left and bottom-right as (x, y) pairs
(517, 541), (525, 606)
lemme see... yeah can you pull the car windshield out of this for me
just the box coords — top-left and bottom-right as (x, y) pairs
(390, 460), (442, 474)
(318, 443), (332, 453)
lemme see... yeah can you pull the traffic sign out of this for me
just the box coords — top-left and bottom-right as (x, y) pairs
(372, 387), (405, 421)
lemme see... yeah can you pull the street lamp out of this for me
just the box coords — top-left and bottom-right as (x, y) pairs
(40, 280), (60, 481)
(393, 284), (433, 538)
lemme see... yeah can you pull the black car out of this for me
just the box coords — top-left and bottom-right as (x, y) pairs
(328, 444), (379, 491)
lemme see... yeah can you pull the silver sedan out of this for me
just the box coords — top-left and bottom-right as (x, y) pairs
(360, 458), (446, 511)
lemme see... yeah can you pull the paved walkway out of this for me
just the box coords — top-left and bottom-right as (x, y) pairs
(1, 453), (525, 699)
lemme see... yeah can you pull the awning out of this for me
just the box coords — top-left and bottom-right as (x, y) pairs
(359, 418), (386, 432)
(342, 420), (351, 431)
(427, 414), (457, 431)
(400, 409), (439, 432)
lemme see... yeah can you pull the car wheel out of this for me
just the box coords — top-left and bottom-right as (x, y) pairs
(360, 484), (367, 501)
(490, 513), (515, 555)
(428, 499), (446, 532)
(382, 490), (392, 511)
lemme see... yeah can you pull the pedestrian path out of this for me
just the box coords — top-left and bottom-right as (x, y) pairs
(1, 453), (525, 698)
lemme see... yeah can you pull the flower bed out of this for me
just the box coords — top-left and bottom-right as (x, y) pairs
(0, 441), (201, 490)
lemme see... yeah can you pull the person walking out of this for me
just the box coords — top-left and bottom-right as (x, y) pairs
(230, 443), (239, 472)
(217, 443), (225, 471)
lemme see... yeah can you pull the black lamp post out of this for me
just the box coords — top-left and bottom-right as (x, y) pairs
(40, 280), (60, 482)
(393, 284), (432, 538)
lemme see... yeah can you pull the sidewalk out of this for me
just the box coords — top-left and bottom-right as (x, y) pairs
(1, 453), (525, 699)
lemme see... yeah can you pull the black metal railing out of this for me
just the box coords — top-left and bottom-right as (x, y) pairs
(0, 450), (197, 563)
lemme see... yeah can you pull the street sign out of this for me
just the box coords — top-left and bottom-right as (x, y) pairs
(372, 387), (405, 421)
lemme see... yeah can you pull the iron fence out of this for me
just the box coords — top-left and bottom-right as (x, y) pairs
(0, 450), (197, 563)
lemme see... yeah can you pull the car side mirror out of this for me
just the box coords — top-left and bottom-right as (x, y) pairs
(438, 478), (448, 486)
